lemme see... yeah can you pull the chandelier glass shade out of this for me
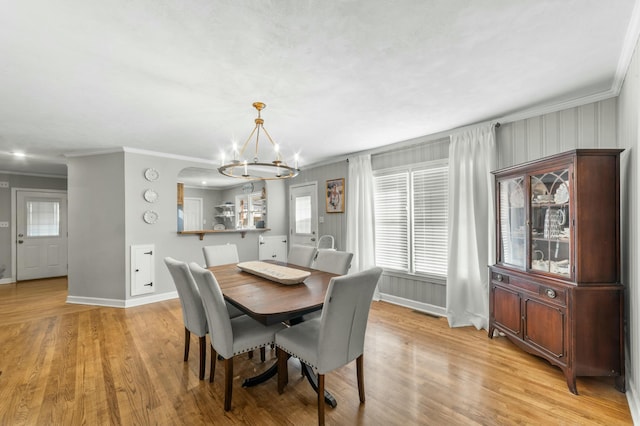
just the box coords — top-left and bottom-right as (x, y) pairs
(218, 102), (300, 180)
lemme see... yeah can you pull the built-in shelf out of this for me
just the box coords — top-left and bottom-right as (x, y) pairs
(178, 228), (271, 240)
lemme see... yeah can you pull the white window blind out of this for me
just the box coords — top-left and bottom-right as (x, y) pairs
(412, 166), (448, 276)
(27, 201), (60, 237)
(374, 161), (448, 277)
(374, 172), (409, 270)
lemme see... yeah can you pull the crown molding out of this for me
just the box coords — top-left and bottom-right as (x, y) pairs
(612, 0), (640, 94)
(64, 146), (218, 167)
(0, 170), (67, 179)
(497, 89), (618, 125)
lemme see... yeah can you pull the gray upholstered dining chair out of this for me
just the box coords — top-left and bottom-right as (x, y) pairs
(287, 244), (317, 268)
(202, 243), (265, 361)
(275, 267), (383, 425)
(189, 262), (286, 411)
(203, 243), (240, 267)
(164, 257), (209, 380)
(311, 250), (353, 275)
(303, 250), (355, 322)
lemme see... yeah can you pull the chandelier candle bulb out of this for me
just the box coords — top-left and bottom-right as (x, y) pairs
(243, 160), (248, 176)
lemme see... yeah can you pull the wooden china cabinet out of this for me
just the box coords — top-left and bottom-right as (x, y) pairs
(488, 149), (625, 395)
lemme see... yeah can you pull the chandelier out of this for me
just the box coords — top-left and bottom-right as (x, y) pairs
(218, 102), (300, 180)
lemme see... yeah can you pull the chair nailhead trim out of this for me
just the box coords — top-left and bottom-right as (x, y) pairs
(275, 344), (317, 369)
(232, 341), (274, 357)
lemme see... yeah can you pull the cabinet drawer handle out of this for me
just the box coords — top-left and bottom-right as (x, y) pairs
(546, 289), (556, 299)
(496, 274), (503, 282)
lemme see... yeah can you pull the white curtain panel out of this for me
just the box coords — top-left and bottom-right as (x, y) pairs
(446, 124), (497, 330)
(346, 154), (376, 275)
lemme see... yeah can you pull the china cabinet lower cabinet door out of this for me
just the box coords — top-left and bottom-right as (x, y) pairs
(523, 297), (566, 360)
(490, 285), (521, 337)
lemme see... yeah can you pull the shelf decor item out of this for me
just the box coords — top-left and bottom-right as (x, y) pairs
(489, 149), (624, 395)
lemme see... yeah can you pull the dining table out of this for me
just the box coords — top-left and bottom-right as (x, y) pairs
(207, 260), (338, 407)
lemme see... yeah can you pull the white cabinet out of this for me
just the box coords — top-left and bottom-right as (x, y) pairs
(258, 235), (287, 262)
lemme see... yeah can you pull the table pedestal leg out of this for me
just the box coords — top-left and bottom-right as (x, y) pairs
(241, 362), (278, 387)
(240, 358), (338, 407)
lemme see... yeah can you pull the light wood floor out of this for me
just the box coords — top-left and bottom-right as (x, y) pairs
(0, 277), (632, 425)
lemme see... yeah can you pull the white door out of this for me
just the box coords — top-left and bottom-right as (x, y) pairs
(16, 191), (68, 281)
(289, 183), (318, 247)
(183, 197), (203, 231)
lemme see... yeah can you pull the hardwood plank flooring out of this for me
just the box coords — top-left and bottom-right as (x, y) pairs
(0, 278), (632, 425)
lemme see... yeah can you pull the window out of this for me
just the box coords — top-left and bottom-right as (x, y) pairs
(374, 161), (448, 277)
(26, 201), (60, 237)
(295, 195), (312, 234)
(236, 192), (265, 229)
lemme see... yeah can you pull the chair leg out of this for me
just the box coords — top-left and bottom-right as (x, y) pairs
(210, 345), (217, 383)
(276, 347), (290, 394)
(184, 328), (190, 362)
(318, 373), (325, 425)
(356, 354), (365, 403)
(260, 347), (266, 362)
(198, 336), (206, 380)
(224, 357), (233, 411)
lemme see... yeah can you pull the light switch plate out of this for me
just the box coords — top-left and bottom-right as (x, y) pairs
(0, 222), (9, 228)
(0, 182), (9, 188)
(319, 216), (325, 223)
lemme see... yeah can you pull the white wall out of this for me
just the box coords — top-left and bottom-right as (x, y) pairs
(617, 33), (640, 423)
(497, 97), (617, 167)
(66, 150), (287, 306)
(67, 153), (126, 300)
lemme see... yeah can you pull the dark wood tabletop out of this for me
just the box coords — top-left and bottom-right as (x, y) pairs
(208, 261), (336, 325)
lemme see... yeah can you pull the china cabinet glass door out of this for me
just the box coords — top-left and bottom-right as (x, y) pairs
(498, 176), (526, 269)
(529, 168), (571, 277)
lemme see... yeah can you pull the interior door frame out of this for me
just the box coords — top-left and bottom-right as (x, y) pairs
(9, 188), (67, 283)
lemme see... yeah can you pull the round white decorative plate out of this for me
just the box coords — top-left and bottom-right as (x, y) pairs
(213, 223), (225, 230)
(143, 210), (158, 224)
(144, 168), (159, 181)
(554, 182), (569, 204)
(143, 189), (158, 203)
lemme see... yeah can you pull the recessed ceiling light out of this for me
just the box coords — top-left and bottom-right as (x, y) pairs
(12, 152), (26, 158)
(201, 181), (207, 185)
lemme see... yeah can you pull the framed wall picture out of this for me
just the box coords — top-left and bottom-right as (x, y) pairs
(326, 178), (345, 213)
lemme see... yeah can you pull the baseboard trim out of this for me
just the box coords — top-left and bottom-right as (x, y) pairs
(66, 291), (178, 308)
(626, 377), (639, 425)
(0, 277), (15, 285)
(378, 293), (446, 317)
(125, 291), (178, 307)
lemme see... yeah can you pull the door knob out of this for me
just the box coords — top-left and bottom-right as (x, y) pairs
(18, 240), (24, 244)
(311, 238), (316, 242)
(18, 233), (24, 237)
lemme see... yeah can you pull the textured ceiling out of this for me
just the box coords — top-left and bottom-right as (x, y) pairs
(0, 0), (637, 186)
